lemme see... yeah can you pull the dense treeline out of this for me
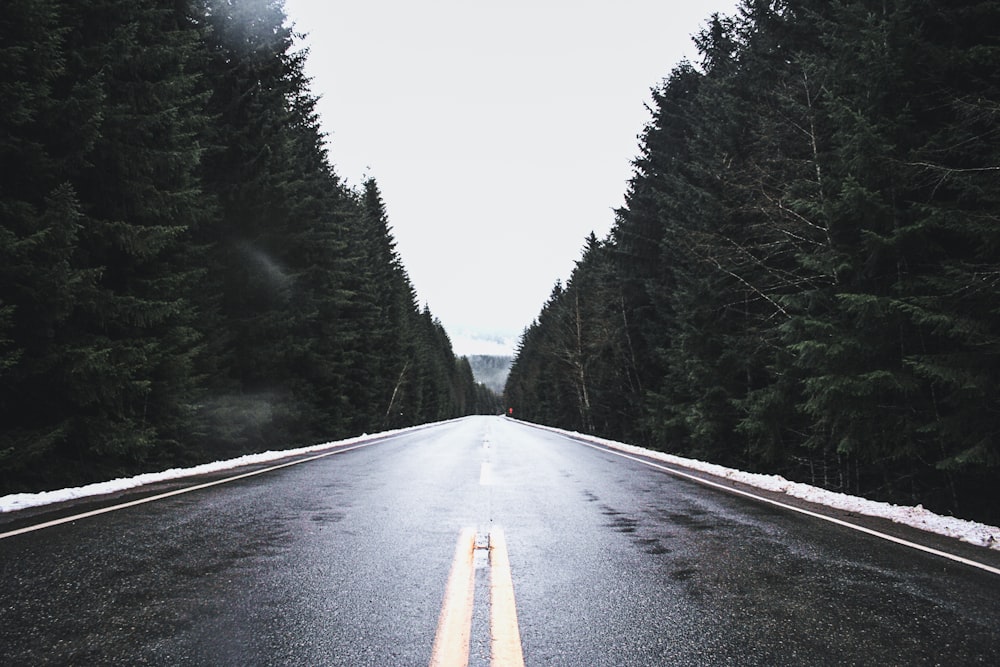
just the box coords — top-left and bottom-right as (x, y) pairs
(0, 0), (493, 493)
(506, 0), (1000, 523)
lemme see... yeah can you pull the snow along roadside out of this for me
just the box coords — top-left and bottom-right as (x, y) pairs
(527, 421), (1000, 552)
(3, 417), (998, 552)
(0, 426), (418, 515)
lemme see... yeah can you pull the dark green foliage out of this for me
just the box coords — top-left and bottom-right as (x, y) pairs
(0, 0), (479, 493)
(0, 0), (84, 479)
(64, 0), (210, 466)
(506, 234), (645, 440)
(2, 0), (208, 484)
(507, 0), (1000, 523)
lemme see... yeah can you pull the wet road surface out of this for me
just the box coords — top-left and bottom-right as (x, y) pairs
(2, 416), (999, 665)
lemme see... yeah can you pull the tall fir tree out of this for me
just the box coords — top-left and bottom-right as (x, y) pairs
(63, 0), (210, 467)
(508, 0), (1000, 521)
(1, 0), (210, 484)
(0, 0), (96, 483)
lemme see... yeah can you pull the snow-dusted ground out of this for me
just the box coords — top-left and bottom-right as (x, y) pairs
(0, 428), (411, 514)
(533, 423), (1000, 552)
(2, 417), (998, 552)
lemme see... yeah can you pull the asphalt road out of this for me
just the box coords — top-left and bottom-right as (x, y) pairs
(1, 416), (999, 666)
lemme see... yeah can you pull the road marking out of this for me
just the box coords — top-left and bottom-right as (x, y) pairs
(0, 438), (395, 541)
(430, 527), (526, 667)
(489, 527), (525, 667)
(480, 462), (493, 486)
(570, 439), (1000, 577)
(429, 528), (477, 667)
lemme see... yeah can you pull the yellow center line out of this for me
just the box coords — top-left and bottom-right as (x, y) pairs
(429, 527), (477, 667)
(429, 526), (526, 667)
(489, 527), (525, 667)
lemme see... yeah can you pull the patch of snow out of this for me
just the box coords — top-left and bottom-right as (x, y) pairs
(532, 422), (1000, 552)
(0, 428), (414, 514)
(4, 417), (999, 554)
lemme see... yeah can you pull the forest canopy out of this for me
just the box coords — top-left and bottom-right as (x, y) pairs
(505, 0), (1000, 524)
(0, 0), (497, 493)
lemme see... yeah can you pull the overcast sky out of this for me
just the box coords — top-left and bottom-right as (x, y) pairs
(282, 0), (740, 355)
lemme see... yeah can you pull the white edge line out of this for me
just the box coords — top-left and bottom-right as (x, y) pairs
(568, 437), (1000, 577)
(507, 418), (1000, 552)
(1, 419), (469, 515)
(0, 437), (394, 540)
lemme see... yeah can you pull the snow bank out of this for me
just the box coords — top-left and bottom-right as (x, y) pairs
(0, 430), (392, 514)
(4, 417), (999, 554)
(538, 424), (1000, 552)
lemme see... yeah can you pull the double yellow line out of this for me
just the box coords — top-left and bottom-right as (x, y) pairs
(429, 527), (525, 667)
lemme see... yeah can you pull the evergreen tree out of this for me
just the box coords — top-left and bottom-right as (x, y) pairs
(62, 0), (210, 467)
(508, 0), (1000, 521)
(0, 0), (479, 494)
(196, 0), (330, 447)
(506, 282), (580, 429)
(1, 0), (210, 484)
(351, 179), (414, 429)
(0, 0), (93, 482)
(900, 0), (1000, 489)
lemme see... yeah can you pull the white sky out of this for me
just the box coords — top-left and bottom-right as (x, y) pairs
(282, 0), (740, 354)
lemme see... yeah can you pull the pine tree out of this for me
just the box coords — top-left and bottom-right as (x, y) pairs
(505, 282), (581, 429)
(0, 0), (88, 481)
(0, 185), (98, 485)
(196, 0), (321, 446)
(900, 0), (1000, 488)
(1, 0), (210, 485)
(506, 0), (1000, 520)
(57, 0), (210, 467)
(350, 179), (414, 429)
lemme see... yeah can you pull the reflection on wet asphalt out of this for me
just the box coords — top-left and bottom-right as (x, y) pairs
(1, 416), (999, 665)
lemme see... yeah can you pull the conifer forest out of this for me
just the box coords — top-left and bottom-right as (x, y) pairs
(505, 0), (1000, 524)
(0, 0), (497, 493)
(3, 0), (1000, 526)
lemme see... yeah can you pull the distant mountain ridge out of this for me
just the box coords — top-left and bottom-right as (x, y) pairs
(467, 355), (513, 394)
